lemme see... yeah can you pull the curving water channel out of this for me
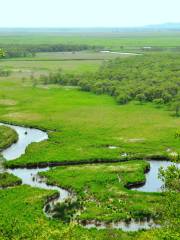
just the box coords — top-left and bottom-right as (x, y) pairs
(0, 123), (48, 160)
(133, 160), (180, 192)
(0, 122), (70, 212)
(0, 122), (178, 231)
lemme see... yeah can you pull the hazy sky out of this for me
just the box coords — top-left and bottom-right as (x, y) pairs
(0, 0), (180, 27)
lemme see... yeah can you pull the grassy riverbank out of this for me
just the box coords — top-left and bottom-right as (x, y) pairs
(0, 82), (178, 168)
(0, 173), (22, 188)
(0, 32), (179, 239)
(0, 125), (18, 151)
(40, 160), (161, 222)
(0, 185), (137, 240)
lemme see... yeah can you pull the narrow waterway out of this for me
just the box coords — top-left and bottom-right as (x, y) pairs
(0, 122), (70, 209)
(0, 123), (48, 160)
(0, 122), (178, 231)
(133, 160), (180, 192)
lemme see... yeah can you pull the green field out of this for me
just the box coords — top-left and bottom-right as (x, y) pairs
(0, 172), (22, 188)
(40, 161), (161, 223)
(0, 81), (178, 168)
(1, 31), (180, 49)
(0, 32), (179, 239)
(0, 51), (123, 80)
(0, 185), (137, 239)
(0, 125), (18, 151)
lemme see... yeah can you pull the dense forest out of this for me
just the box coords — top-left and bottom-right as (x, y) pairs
(0, 44), (101, 58)
(41, 53), (180, 115)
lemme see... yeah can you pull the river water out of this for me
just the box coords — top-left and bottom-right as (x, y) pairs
(0, 123), (48, 160)
(0, 122), (178, 231)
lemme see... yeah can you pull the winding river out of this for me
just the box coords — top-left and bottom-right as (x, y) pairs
(0, 122), (178, 231)
(0, 123), (48, 160)
(133, 160), (179, 192)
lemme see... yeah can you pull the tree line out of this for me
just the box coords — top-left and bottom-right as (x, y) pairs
(0, 44), (101, 58)
(40, 53), (180, 116)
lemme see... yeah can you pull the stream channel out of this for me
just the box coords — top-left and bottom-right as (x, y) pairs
(0, 122), (178, 231)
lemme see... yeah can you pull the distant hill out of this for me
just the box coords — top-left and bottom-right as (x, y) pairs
(145, 23), (180, 30)
(0, 23), (180, 34)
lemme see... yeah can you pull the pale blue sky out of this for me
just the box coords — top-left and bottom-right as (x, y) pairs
(0, 0), (180, 27)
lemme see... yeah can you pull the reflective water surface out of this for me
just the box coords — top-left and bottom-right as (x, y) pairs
(2, 122), (178, 231)
(0, 123), (48, 160)
(133, 160), (180, 192)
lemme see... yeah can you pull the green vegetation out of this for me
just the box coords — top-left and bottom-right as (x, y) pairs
(40, 161), (161, 222)
(0, 125), (18, 151)
(0, 173), (22, 188)
(0, 49), (5, 58)
(0, 32), (179, 239)
(0, 43), (100, 59)
(1, 31), (180, 62)
(0, 69), (11, 77)
(138, 165), (180, 240)
(159, 164), (180, 192)
(1, 31), (180, 49)
(0, 186), (136, 240)
(0, 51), (118, 81)
(44, 53), (180, 114)
(0, 84), (177, 168)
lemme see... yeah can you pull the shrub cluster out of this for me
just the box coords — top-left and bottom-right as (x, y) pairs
(41, 53), (180, 115)
(1, 44), (101, 58)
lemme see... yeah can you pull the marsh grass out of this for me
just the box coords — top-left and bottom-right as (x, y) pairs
(0, 86), (178, 167)
(0, 173), (22, 188)
(0, 125), (18, 151)
(40, 161), (161, 222)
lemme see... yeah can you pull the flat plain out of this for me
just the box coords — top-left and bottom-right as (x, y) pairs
(0, 31), (179, 240)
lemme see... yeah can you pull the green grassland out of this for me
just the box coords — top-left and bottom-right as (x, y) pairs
(0, 51), (121, 79)
(0, 80), (178, 168)
(0, 125), (18, 151)
(1, 31), (180, 81)
(14, 51), (123, 61)
(0, 58), (101, 77)
(0, 124), (135, 239)
(0, 186), (137, 240)
(0, 33), (179, 239)
(0, 173), (22, 188)
(40, 161), (161, 222)
(0, 126), (19, 188)
(1, 31), (180, 49)
(45, 52), (180, 112)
